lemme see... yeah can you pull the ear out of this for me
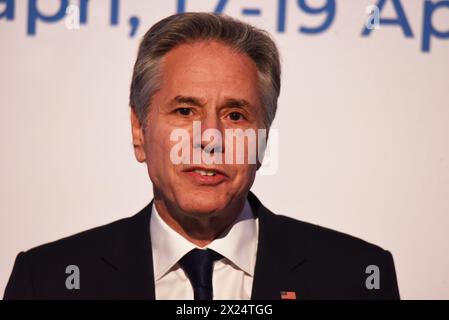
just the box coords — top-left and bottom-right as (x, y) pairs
(130, 107), (146, 163)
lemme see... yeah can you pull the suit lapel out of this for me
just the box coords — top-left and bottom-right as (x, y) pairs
(100, 201), (156, 299)
(248, 192), (308, 300)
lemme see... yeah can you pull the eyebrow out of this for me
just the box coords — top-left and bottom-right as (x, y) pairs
(169, 95), (251, 109)
(223, 98), (250, 109)
(168, 95), (206, 108)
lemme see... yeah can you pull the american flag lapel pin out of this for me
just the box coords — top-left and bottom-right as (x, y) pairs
(280, 291), (297, 300)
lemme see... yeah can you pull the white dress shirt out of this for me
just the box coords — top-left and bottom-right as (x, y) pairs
(150, 200), (259, 300)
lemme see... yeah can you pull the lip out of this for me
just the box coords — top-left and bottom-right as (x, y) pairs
(182, 166), (229, 186)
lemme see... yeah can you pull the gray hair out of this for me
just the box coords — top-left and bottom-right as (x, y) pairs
(129, 12), (281, 128)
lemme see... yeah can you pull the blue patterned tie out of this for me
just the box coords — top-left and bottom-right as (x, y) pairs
(178, 248), (223, 300)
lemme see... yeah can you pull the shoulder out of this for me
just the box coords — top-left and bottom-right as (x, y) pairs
(249, 191), (387, 255)
(265, 213), (399, 299)
(248, 191), (400, 299)
(25, 214), (136, 259)
(15, 203), (151, 270)
(4, 205), (151, 299)
(270, 213), (388, 258)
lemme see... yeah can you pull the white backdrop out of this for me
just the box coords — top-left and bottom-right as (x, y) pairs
(1, 0), (448, 299)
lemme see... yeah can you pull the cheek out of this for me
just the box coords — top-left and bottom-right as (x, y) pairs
(147, 120), (172, 150)
(144, 127), (176, 175)
(233, 164), (257, 186)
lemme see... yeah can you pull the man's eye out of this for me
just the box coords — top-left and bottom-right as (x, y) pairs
(229, 112), (244, 121)
(176, 108), (192, 116)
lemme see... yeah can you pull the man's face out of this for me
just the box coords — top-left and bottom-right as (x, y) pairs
(131, 41), (264, 217)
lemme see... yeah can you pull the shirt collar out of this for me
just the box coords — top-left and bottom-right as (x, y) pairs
(150, 200), (258, 281)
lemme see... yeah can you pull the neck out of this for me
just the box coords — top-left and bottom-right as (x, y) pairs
(153, 192), (246, 247)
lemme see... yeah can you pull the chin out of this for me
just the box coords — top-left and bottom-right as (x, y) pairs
(175, 191), (230, 217)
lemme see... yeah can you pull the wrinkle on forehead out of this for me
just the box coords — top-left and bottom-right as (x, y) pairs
(157, 40), (260, 107)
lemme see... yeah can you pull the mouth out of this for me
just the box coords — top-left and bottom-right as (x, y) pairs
(182, 166), (229, 186)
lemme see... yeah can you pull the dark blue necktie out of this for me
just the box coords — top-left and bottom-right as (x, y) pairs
(178, 248), (223, 300)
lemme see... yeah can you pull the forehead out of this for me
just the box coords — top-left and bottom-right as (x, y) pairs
(159, 41), (260, 100)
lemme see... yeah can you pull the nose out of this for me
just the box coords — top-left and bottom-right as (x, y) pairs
(197, 113), (225, 154)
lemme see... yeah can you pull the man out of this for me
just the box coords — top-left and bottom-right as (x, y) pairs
(4, 13), (399, 300)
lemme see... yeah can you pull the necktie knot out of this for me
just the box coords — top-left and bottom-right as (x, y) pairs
(178, 248), (223, 300)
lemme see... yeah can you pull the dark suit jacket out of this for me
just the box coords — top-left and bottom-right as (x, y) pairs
(3, 192), (400, 300)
